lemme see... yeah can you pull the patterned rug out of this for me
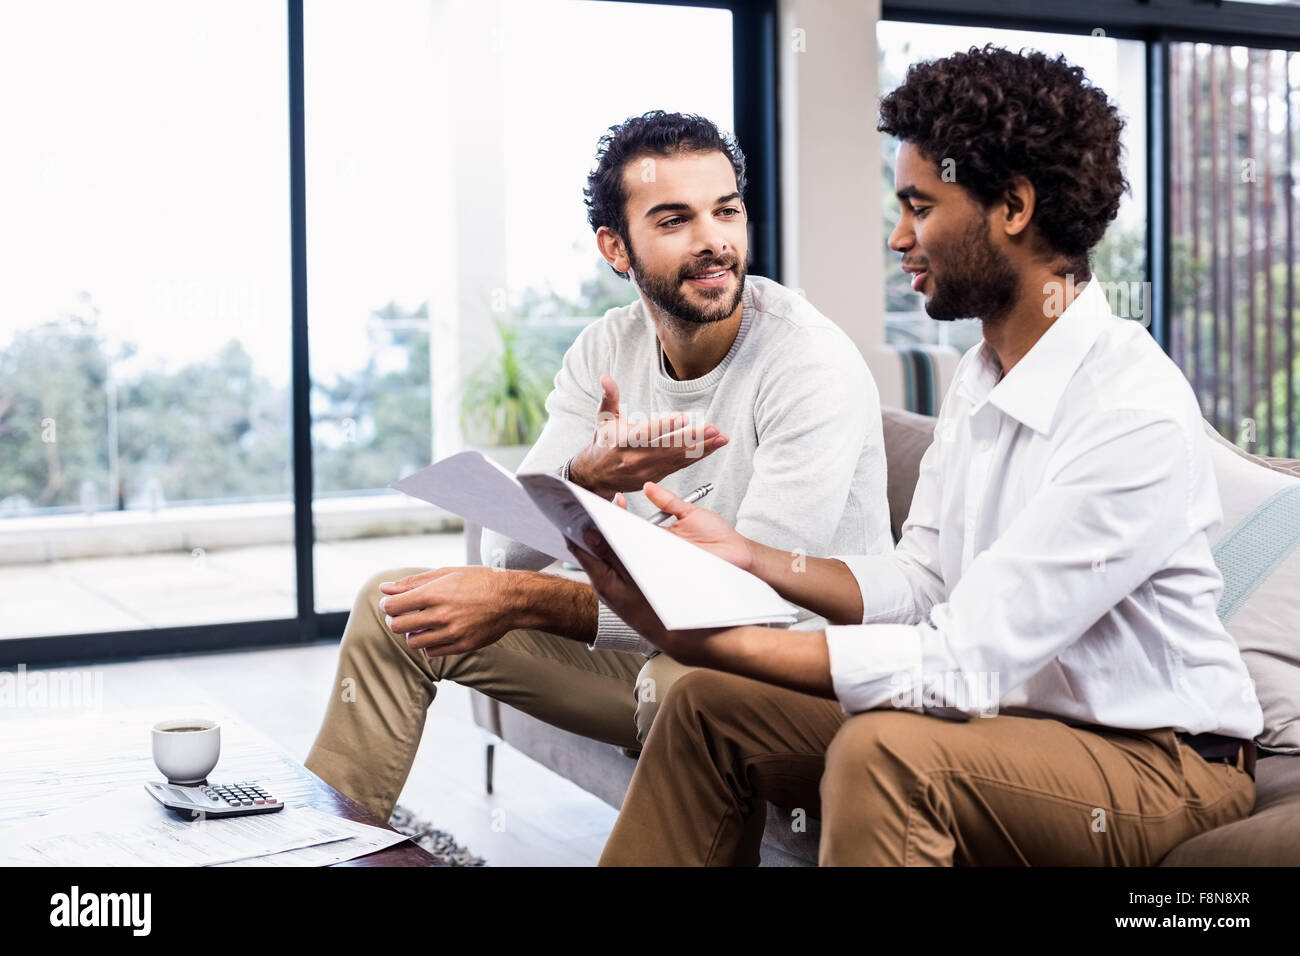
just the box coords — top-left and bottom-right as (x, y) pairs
(389, 805), (487, 866)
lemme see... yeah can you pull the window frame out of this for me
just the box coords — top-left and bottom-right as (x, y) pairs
(882, 0), (1300, 354)
(2, 0), (779, 667)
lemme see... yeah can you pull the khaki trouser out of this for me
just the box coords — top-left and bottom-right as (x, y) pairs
(304, 567), (697, 822)
(599, 668), (1257, 866)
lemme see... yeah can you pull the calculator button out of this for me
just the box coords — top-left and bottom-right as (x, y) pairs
(240, 799), (253, 805)
(266, 797), (278, 804)
(226, 800), (240, 806)
(253, 799), (265, 805)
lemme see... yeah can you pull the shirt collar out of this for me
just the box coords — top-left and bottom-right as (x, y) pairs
(957, 276), (1110, 435)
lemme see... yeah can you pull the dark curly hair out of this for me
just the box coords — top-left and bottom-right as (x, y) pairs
(584, 111), (747, 278)
(878, 44), (1128, 276)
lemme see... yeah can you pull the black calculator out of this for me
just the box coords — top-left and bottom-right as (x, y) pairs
(145, 780), (285, 818)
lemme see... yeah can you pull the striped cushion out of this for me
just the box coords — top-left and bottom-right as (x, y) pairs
(1203, 421), (1300, 754)
(868, 344), (961, 416)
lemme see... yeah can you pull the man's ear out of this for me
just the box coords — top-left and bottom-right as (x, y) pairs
(999, 175), (1036, 239)
(596, 226), (631, 276)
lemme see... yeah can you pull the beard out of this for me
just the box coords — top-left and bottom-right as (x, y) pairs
(628, 242), (746, 327)
(923, 216), (1019, 325)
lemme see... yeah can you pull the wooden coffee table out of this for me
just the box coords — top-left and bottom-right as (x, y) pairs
(0, 708), (442, 867)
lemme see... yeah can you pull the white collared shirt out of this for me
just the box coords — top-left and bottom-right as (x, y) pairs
(825, 277), (1264, 740)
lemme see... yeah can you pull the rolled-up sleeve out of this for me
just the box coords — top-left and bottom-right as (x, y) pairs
(588, 601), (659, 657)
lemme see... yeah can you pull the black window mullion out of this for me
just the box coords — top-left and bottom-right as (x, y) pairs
(883, 0), (1300, 47)
(1149, 34), (1172, 352)
(730, 0), (781, 282)
(288, 0), (317, 643)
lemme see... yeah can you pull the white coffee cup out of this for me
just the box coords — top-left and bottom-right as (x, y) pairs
(151, 718), (221, 784)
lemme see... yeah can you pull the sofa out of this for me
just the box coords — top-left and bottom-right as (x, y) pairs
(463, 359), (1300, 865)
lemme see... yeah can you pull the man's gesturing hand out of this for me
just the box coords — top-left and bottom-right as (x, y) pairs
(567, 374), (729, 499)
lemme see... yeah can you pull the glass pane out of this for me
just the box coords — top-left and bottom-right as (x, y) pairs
(305, 0), (734, 611)
(0, 0), (294, 639)
(1169, 43), (1299, 458)
(876, 24), (1149, 353)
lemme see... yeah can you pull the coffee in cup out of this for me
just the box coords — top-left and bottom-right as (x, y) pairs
(151, 718), (220, 784)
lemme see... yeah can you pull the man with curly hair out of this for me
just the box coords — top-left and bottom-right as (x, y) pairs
(576, 46), (1263, 866)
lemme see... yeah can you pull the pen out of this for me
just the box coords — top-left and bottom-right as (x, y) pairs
(647, 482), (713, 526)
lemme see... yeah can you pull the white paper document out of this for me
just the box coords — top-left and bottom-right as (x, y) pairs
(0, 711), (417, 868)
(0, 788), (361, 867)
(212, 814), (409, 867)
(390, 451), (572, 562)
(390, 451), (797, 630)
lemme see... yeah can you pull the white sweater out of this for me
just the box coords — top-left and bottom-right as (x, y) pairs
(482, 275), (893, 654)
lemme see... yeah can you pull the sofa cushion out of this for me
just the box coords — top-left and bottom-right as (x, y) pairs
(1202, 422), (1300, 755)
(880, 406), (938, 543)
(1159, 754), (1300, 865)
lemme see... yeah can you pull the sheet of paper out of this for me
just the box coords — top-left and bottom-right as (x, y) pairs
(0, 788), (357, 867)
(212, 814), (410, 867)
(518, 473), (798, 630)
(389, 451), (571, 562)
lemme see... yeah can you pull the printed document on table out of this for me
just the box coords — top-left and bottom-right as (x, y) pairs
(0, 788), (357, 867)
(212, 814), (410, 866)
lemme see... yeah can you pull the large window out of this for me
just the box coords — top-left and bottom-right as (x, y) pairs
(304, 0), (734, 612)
(878, 0), (1300, 461)
(0, 0), (295, 640)
(1, 0), (758, 656)
(1168, 43), (1299, 458)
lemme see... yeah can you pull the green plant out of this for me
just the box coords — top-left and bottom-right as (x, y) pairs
(459, 318), (553, 446)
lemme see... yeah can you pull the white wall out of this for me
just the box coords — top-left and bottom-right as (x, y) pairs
(778, 0), (884, 359)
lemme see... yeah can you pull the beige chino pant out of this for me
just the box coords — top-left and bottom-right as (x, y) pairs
(304, 567), (697, 822)
(599, 668), (1257, 866)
